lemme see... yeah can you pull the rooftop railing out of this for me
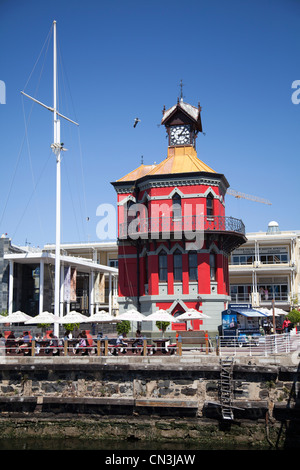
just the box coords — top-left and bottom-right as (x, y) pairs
(119, 215), (245, 239)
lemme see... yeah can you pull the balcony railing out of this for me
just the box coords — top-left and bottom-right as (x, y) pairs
(230, 293), (289, 303)
(119, 215), (245, 239)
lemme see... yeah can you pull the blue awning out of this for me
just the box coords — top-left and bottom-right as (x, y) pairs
(223, 307), (267, 318)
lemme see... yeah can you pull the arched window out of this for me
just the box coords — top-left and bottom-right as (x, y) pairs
(172, 193), (181, 220)
(209, 253), (216, 281)
(158, 250), (168, 282)
(127, 199), (135, 222)
(206, 194), (214, 217)
(144, 254), (148, 283)
(173, 249), (182, 282)
(188, 251), (198, 281)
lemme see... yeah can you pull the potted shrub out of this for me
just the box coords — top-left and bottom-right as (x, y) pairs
(116, 320), (131, 337)
(156, 321), (170, 338)
(287, 309), (300, 332)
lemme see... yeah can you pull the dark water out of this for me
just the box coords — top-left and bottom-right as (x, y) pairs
(0, 437), (271, 451)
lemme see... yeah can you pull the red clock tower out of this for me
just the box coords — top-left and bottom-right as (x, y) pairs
(112, 97), (246, 333)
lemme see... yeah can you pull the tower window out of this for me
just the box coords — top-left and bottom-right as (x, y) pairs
(127, 199), (136, 223)
(188, 251), (198, 281)
(209, 253), (216, 281)
(172, 193), (182, 220)
(207, 194), (214, 217)
(144, 254), (148, 283)
(173, 249), (182, 282)
(158, 250), (168, 282)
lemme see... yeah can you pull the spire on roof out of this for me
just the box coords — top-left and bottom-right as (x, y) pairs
(179, 79), (184, 102)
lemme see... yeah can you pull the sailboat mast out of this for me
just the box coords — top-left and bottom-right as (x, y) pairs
(21, 20), (79, 334)
(53, 20), (61, 335)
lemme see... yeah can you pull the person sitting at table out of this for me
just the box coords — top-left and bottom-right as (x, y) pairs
(64, 330), (72, 340)
(116, 332), (128, 354)
(18, 331), (31, 354)
(33, 332), (42, 355)
(5, 332), (17, 355)
(0, 334), (5, 356)
(45, 333), (59, 355)
(76, 332), (89, 355)
(132, 329), (143, 353)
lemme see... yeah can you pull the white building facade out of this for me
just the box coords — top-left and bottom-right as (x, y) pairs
(229, 222), (299, 312)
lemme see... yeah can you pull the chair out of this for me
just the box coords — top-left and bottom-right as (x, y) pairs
(5, 338), (17, 355)
(82, 330), (94, 354)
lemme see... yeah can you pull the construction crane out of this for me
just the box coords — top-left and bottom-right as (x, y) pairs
(227, 189), (272, 205)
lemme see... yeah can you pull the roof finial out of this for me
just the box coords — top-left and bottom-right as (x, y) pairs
(179, 79), (184, 102)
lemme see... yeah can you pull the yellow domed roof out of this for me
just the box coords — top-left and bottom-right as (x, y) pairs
(116, 146), (215, 182)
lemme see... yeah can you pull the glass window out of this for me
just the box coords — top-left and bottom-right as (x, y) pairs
(188, 251), (198, 281)
(172, 193), (181, 219)
(173, 249), (182, 282)
(144, 255), (148, 283)
(207, 194), (214, 217)
(209, 253), (216, 281)
(158, 250), (168, 282)
(109, 259), (118, 268)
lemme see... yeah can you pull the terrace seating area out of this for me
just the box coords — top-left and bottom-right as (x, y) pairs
(1, 330), (212, 357)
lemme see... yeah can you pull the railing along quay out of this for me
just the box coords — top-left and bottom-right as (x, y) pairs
(217, 333), (299, 357)
(1, 332), (298, 358)
(2, 335), (212, 357)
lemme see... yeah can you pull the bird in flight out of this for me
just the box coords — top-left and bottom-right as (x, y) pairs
(133, 118), (141, 128)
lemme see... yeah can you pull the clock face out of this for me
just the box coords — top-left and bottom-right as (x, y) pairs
(170, 125), (191, 145)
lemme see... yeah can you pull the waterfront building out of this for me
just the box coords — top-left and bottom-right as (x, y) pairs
(229, 221), (300, 312)
(112, 97), (246, 333)
(2, 239), (118, 318)
(0, 236), (25, 314)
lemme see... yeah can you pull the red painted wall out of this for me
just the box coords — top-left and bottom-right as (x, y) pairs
(116, 172), (230, 322)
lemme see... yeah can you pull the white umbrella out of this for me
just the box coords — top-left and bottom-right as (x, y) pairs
(175, 309), (211, 321)
(255, 308), (279, 317)
(143, 309), (178, 323)
(117, 309), (146, 335)
(117, 309), (146, 322)
(274, 308), (288, 316)
(90, 311), (119, 323)
(143, 309), (178, 338)
(25, 311), (61, 324)
(60, 310), (90, 324)
(0, 310), (32, 323)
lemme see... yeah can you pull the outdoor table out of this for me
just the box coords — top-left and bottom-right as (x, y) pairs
(17, 340), (32, 355)
(65, 338), (80, 355)
(152, 338), (170, 355)
(35, 339), (62, 356)
(123, 338), (143, 355)
(5, 339), (22, 356)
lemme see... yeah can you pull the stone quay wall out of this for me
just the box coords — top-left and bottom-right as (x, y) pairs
(0, 355), (299, 448)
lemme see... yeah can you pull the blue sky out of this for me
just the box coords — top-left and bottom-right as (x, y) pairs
(0, 0), (299, 247)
